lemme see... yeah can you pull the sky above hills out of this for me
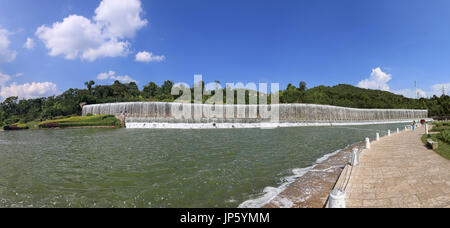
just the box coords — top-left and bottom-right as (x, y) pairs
(0, 0), (450, 100)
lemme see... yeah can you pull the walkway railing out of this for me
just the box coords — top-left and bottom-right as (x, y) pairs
(327, 122), (429, 208)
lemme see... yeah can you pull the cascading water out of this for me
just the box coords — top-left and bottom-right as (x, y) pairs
(82, 102), (429, 129)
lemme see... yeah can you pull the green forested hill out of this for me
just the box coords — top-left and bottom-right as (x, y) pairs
(282, 84), (423, 109)
(1, 80), (449, 127)
(281, 83), (448, 117)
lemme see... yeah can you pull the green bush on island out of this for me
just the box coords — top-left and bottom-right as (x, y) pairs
(3, 125), (29, 131)
(38, 115), (121, 129)
(39, 122), (60, 128)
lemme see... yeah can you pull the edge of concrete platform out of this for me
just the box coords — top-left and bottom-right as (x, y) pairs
(324, 127), (415, 208)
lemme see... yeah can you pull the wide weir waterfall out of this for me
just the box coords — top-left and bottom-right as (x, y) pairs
(82, 102), (429, 129)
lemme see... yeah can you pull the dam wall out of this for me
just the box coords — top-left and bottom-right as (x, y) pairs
(82, 102), (429, 128)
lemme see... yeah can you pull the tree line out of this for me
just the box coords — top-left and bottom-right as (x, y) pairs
(1, 80), (449, 127)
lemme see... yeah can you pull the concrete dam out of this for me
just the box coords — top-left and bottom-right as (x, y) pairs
(82, 102), (429, 129)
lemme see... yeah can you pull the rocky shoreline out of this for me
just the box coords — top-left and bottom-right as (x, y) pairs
(263, 142), (365, 208)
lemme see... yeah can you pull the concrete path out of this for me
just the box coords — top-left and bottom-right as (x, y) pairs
(342, 126), (450, 208)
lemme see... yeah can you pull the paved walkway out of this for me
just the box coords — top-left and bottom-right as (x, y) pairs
(342, 126), (450, 208)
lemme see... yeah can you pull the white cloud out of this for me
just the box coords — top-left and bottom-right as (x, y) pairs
(0, 28), (17, 62)
(15, 73), (24, 77)
(97, 71), (115, 80)
(0, 82), (59, 99)
(357, 67), (392, 91)
(97, 70), (136, 83)
(393, 83), (450, 98)
(394, 88), (427, 99)
(0, 72), (12, 86)
(81, 39), (130, 61)
(23, 37), (35, 50)
(136, 51), (165, 63)
(94, 0), (148, 39)
(431, 83), (450, 96)
(36, 15), (111, 60)
(356, 67), (436, 99)
(36, 0), (147, 61)
(1, 71), (59, 100)
(110, 75), (136, 83)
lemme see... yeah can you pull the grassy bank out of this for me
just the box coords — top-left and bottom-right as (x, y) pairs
(39, 115), (122, 128)
(3, 115), (121, 130)
(422, 121), (450, 160)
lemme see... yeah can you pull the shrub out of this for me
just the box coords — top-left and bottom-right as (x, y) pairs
(37, 115), (121, 128)
(437, 130), (450, 144)
(434, 121), (450, 128)
(39, 122), (60, 128)
(3, 125), (29, 131)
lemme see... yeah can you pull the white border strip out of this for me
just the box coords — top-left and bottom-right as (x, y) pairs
(125, 119), (433, 129)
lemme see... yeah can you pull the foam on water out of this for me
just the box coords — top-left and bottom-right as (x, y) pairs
(270, 196), (294, 208)
(238, 147), (346, 208)
(126, 119), (432, 129)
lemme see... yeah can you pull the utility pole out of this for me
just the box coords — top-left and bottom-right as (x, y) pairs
(415, 81), (418, 99)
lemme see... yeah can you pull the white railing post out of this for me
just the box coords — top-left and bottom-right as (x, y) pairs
(376, 133), (380, 141)
(328, 189), (346, 208)
(388, 130), (391, 136)
(365, 137), (371, 149)
(351, 148), (359, 167)
(425, 124), (429, 134)
(397, 128), (399, 134)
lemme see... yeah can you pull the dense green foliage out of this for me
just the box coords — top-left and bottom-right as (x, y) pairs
(2, 115), (121, 130)
(38, 115), (121, 128)
(433, 121), (450, 128)
(431, 121), (450, 132)
(1, 80), (449, 127)
(423, 121), (450, 160)
(432, 121), (450, 143)
(437, 130), (450, 144)
(280, 84), (449, 114)
(422, 134), (450, 160)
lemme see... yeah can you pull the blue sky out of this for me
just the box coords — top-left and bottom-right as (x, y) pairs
(0, 0), (450, 100)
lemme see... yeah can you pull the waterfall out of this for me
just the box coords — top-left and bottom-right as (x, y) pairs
(82, 102), (429, 128)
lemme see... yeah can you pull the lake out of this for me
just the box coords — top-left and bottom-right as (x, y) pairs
(0, 123), (408, 208)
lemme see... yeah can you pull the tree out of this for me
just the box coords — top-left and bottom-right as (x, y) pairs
(128, 82), (140, 97)
(299, 81), (307, 92)
(161, 80), (174, 95)
(84, 81), (95, 94)
(159, 80), (174, 100)
(286, 83), (294, 90)
(2, 96), (19, 115)
(142, 82), (160, 99)
(112, 80), (128, 98)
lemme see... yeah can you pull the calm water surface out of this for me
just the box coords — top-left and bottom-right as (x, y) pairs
(0, 123), (408, 208)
